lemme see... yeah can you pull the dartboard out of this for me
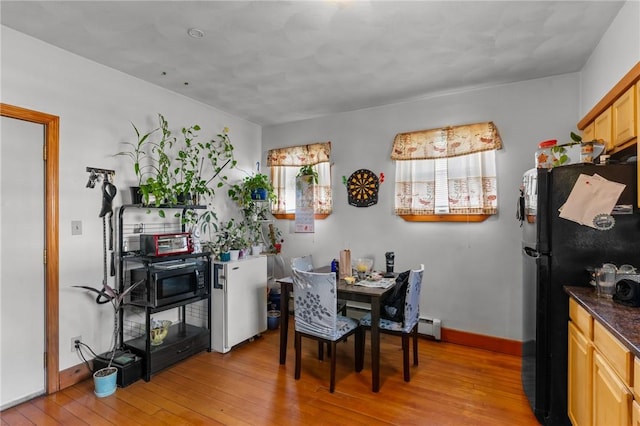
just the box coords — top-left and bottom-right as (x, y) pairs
(347, 169), (379, 207)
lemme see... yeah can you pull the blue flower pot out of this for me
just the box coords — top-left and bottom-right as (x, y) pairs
(269, 292), (281, 311)
(220, 252), (231, 261)
(267, 310), (280, 330)
(250, 188), (267, 200)
(93, 367), (117, 397)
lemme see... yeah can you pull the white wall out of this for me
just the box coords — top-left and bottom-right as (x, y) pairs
(580, 0), (640, 116)
(263, 73), (580, 341)
(1, 0), (633, 370)
(1, 26), (261, 370)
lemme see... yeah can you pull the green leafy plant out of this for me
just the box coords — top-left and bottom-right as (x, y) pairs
(267, 223), (283, 254)
(115, 122), (159, 187)
(173, 126), (237, 206)
(117, 114), (236, 223)
(297, 164), (318, 184)
(551, 144), (569, 167)
(228, 173), (276, 206)
(73, 280), (144, 368)
(206, 218), (248, 257)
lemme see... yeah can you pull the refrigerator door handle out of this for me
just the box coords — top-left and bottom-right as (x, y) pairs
(213, 263), (224, 289)
(523, 246), (540, 258)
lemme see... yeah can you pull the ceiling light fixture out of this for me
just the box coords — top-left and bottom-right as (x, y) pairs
(187, 28), (205, 39)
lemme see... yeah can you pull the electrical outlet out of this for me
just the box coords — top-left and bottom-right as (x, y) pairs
(71, 335), (82, 352)
(133, 223), (144, 233)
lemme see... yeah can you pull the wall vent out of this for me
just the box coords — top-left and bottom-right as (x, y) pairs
(418, 317), (442, 341)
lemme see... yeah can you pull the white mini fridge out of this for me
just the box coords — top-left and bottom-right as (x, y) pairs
(211, 256), (268, 353)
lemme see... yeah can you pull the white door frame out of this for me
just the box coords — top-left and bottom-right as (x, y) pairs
(1, 103), (59, 394)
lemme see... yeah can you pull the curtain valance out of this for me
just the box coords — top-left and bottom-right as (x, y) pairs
(267, 142), (331, 167)
(391, 121), (502, 160)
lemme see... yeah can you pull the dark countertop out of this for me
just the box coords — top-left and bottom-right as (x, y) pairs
(565, 286), (640, 357)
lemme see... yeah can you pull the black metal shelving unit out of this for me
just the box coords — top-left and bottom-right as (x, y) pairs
(117, 204), (211, 381)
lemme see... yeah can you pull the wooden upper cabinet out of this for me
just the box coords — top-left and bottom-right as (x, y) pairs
(577, 62), (640, 208)
(612, 85), (637, 148)
(595, 107), (613, 151)
(582, 122), (595, 142)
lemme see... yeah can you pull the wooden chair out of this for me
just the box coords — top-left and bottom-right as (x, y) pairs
(292, 268), (363, 393)
(358, 264), (424, 382)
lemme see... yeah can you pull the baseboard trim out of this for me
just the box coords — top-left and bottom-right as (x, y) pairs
(57, 327), (521, 389)
(441, 328), (522, 356)
(59, 361), (93, 390)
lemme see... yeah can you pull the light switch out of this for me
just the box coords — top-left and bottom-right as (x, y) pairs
(71, 220), (82, 235)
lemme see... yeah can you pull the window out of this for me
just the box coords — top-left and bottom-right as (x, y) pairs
(267, 142), (332, 218)
(392, 122), (502, 221)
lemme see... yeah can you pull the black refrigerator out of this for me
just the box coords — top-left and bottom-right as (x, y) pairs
(520, 163), (640, 425)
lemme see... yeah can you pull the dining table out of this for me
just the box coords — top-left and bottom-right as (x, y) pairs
(276, 266), (396, 392)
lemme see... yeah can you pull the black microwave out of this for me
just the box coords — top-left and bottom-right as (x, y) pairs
(127, 258), (209, 308)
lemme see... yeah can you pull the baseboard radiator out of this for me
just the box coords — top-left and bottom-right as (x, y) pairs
(418, 316), (442, 341)
(347, 303), (441, 341)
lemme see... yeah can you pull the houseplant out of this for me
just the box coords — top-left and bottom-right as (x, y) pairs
(206, 218), (248, 261)
(73, 278), (143, 397)
(267, 223), (283, 254)
(115, 120), (160, 204)
(297, 164), (318, 184)
(228, 172), (276, 206)
(115, 113), (176, 215)
(173, 125), (237, 207)
(117, 114), (236, 222)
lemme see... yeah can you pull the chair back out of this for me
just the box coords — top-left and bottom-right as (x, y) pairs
(403, 264), (425, 328)
(291, 255), (314, 272)
(292, 268), (339, 339)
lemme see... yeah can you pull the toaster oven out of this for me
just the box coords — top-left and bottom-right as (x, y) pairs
(140, 233), (192, 257)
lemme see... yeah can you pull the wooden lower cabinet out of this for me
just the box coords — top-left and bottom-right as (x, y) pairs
(593, 351), (633, 426)
(568, 298), (635, 426)
(568, 321), (593, 426)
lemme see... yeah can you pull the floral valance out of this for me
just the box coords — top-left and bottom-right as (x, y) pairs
(267, 142), (331, 167)
(391, 121), (502, 160)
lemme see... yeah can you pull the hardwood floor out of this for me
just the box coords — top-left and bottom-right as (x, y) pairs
(2, 321), (540, 425)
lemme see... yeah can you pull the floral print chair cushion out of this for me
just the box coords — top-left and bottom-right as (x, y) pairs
(292, 268), (358, 341)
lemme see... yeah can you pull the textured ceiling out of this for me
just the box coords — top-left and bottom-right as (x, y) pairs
(1, 1), (625, 125)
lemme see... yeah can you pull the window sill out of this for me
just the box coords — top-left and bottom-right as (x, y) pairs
(399, 214), (491, 222)
(272, 213), (330, 220)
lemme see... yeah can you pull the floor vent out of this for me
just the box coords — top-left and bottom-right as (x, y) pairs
(418, 317), (442, 341)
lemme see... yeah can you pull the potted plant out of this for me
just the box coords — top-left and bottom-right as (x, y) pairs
(207, 218), (248, 261)
(115, 119), (161, 204)
(117, 114), (236, 221)
(297, 164), (318, 184)
(73, 279), (143, 397)
(266, 223), (284, 254)
(173, 125), (237, 207)
(228, 172), (276, 207)
(246, 218), (264, 255)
